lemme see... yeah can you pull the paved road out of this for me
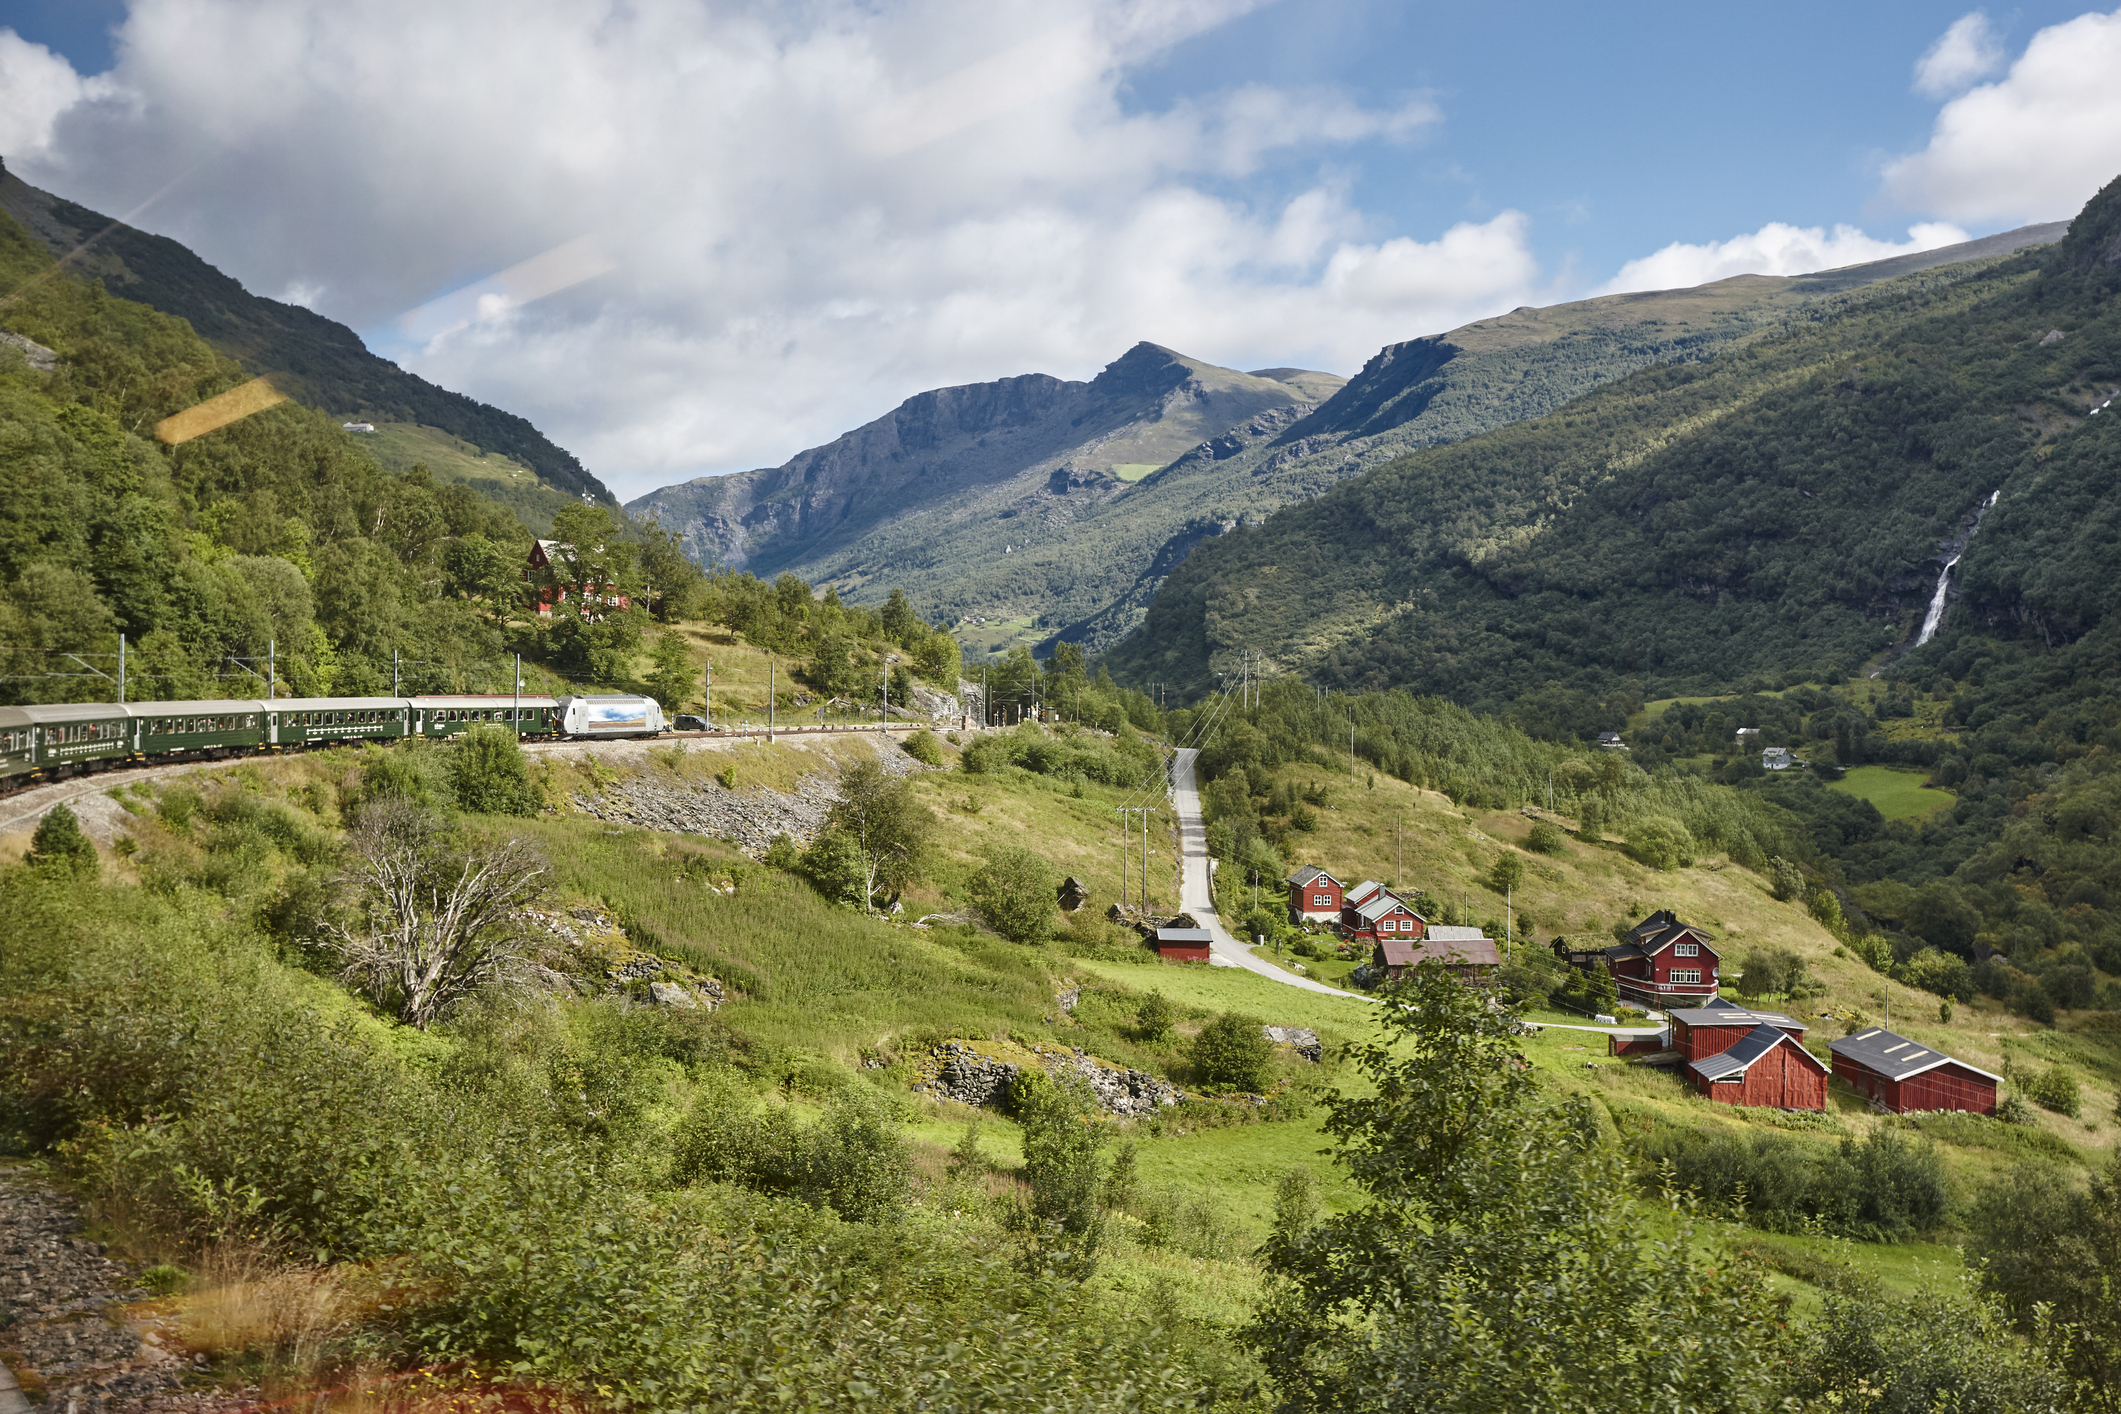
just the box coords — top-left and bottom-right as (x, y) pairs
(1169, 747), (1375, 1002)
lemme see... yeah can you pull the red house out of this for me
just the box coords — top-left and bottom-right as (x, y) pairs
(1688, 1022), (1830, 1109)
(527, 540), (633, 619)
(1599, 910), (1721, 1008)
(1287, 866), (1345, 924)
(1668, 1004), (1806, 1063)
(1153, 927), (1212, 962)
(1339, 886), (1426, 945)
(1829, 1028), (1999, 1115)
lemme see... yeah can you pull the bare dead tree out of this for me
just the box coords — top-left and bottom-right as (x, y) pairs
(318, 799), (551, 1029)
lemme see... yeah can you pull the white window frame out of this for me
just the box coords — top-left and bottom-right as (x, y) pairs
(1674, 942), (1699, 957)
(1671, 969), (1702, 985)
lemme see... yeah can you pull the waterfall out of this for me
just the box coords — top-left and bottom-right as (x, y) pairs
(1915, 489), (2000, 647)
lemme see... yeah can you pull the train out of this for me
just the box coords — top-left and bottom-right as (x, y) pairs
(0, 692), (666, 792)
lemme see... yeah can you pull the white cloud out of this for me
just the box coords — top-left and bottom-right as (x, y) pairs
(0, 0), (1514, 498)
(1594, 220), (1970, 296)
(0, 31), (86, 160)
(1914, 12), (2003, 98)
(1885, 8), (2121, 225)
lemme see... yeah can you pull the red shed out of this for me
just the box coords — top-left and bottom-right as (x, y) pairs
(1829, 1028), (1999, 1115)
(1153, 927), (1212, 962)
(1667, 1004), (1806, 1063)
(1287, 866), (1345, 924)
(1687, 1022), (1829, 1109)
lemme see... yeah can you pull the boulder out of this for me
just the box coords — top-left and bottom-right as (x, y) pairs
(1056, 876), (1090, 912)
(648, 981), (699, 1009)
(1263, 1025), (1323, 1062)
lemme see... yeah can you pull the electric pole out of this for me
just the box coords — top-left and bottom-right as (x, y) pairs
(393, 648), (400, 696)
(703, 657), (712, 729)
(1116, 807), (1129, 913)
(768, 655), (775, 742)
(512, 652), (521, 733)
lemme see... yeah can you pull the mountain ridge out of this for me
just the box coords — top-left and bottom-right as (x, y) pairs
(0, 160), (612, 504)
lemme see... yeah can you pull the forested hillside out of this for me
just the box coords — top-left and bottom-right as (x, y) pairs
(0, 200), (691, 702)
(0, 161), (612, 504)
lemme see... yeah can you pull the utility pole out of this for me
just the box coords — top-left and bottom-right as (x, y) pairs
(1141, 808), (1151, 913)
(982, 663), (988, 728)
(703, 658), (711, 729)
(267, 639), (275, 701)
(881, 661), (887, 733)
(1396, 814), (1402, 888)
(512, 654), (522, 733)
(116, 633), (126, 705)
(1507, 883), (1513, 953)
(768, 655), (775, 742)
(1349, 707), (1356, 783)
(393, 648), (401, 696)
(1116, 807), (1129, 912)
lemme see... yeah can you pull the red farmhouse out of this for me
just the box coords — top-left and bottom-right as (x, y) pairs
(1339, 884), (1427, 946)
(1600, 910), (1721, 1008)
(1829, 1028), (2000, 1115)
(527, 539), (633, 619)
(1688, 1022), (1829, 1108)
(1287, 866), (1345, 924)
(1153, 927), (1212, 962)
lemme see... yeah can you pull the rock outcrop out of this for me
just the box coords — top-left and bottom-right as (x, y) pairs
(915, 1040), (1180, 1117)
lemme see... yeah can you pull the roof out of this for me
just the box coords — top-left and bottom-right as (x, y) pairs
(12, 702), (140, 722)
(1602, 942), (1646, 962)
(1154, 928), (1213, 945)
(1829, 1028), (2001, 1084)
(1427, 925), (1488, 942)
(1688, 1023), (1828, 1082)
(1624, 909), (1719, 955)
(1343, 880), (1387, 907)
(265, 697), (407, 711)
(1669, 1005), (1803, 1033)
(409, 695), (561, 707)
(1381, 936), (1502, 968)
(1353, 892), (1423, 924)
(1288, 865), (1340, 888)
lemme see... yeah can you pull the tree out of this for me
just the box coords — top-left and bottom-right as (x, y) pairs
(1768, 855), (1806, 902)
(25, 804), (96, 876)
(818, 758), (929, 913)
(1965, 1157), (2121, 1408)
(1488, 851), (1525, 894)
(646, 630), (694, 712)
(1626, 814), (1695, 870)
(913, 628), (961, 688)
(1245, 959), (1790, 1413)
(1575, 797), (1604, 842)
(1192, 1011), (1274, 1092)
(1737, 944), (1803, 998)
(880, 587), (922, 646)
(1134, 991), (1175, 1043)
(449, 724), (540, 816)
(968, 845), (1055, 943)
(318, 800), (550, 1028)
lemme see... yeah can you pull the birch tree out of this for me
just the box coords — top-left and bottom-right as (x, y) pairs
(822, 758), (929, 913)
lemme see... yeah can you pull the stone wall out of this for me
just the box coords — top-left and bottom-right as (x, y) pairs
(914, 1040), (1181, 1117)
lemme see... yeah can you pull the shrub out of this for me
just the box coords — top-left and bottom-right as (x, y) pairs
(1792, 1283), (2078, 1413)
(448, 724), (540, 815)
(1634, 1125), (1946, 1241)
(798, 829), (869, 906)
(1010, 1072), (1108, 1273)
(967, 845), (1054, 944)
(1576, 798), (1605, 842)
(1808, 887), (1846, 932)
(1191, 1011), (1274, 1092)
(670, 1072), (911, 1222)
(2021, 1067), (2082, 1118)
(902, 730), (944, 767)
(1525, 820), (1565, 855)
(1768, 856), (1806, 902)
(26, 804), (96, 876)
(1134, 991), (1175, 1043)
(1489, 851), (1525, 894)
(1737, 945), (1804, 997)
(1896, 947), (1974, 1003)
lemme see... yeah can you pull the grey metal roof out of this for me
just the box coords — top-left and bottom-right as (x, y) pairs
(1288, 865), (1338, 888)
(1427, 925), (1488, 942)
(1354, 891), (1421, 923)
(265, 697), (407, 711)
(15, 701), (144, 722)
(1154, 928), (1213, 943)
(1625, 909), (1719, 954)
(1343, 880), (1386, 906)
(1670, 1005), (1803, 1032)
(1829, 1028), (2001, 1084)
(1688, 1022), (1824, 1082)
(125, 699), (270, 715)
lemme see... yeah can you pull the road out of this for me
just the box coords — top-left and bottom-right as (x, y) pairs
(1169, 747), (1375, 1002)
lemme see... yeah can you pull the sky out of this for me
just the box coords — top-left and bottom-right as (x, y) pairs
(2, 0), (2119, 501)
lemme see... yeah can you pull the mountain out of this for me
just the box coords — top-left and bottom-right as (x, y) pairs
(631, 223), (2062, 656)
(625, 343), (1342, 628)
(0, 159), (611, 504)
(1104, 178), (2120, 709)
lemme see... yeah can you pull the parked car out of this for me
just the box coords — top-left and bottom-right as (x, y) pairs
(672, 713), (709, 732)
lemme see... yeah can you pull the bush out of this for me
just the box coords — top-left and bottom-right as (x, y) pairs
(1575, 798), (1604, 842)
(1896, 947), (1974, 1003)
(1525, 820), (1565, 855)
(25, 804), (96, 876)
(1768, 856), (1805, 903)
(967, 845), (1055, 944)
(1134, 991), (1175, 1043)
(2020, 1067), (2081, 1118)
(449, 724), (540, 815)
(1489, 851), (1525, 894)
(1191, 1012), (1274, 1092)
(670, 1072), (911, 1222)
(798, 829), (869, 907)
(1010, 1072), (1108, 1273)
(1737, 944), (1804, 997)
(1792, 1283), (2078, 1413)
(1635, 1125), (1947, 1241)
(902, 730), (944, 767)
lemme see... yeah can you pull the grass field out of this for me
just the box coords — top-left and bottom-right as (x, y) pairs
(1110, 463), (1162, 482)
(1827, 764), (1956, 820)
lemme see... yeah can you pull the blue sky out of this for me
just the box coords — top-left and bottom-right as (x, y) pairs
(2, 1), (2117, 497)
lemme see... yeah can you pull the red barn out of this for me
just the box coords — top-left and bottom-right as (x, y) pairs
(1829, 1028), (2000, 1115)
(1287, 866), (1345, 924)
(1599, 910), (1721, 1008)
(1667, 1004), (1806, 1063)
(1374, 930), (1501, 983)
(1339, 887), (1426, 945)
(1688, 1022), (1829, 1109)
(1153, 927), (1212, 962)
